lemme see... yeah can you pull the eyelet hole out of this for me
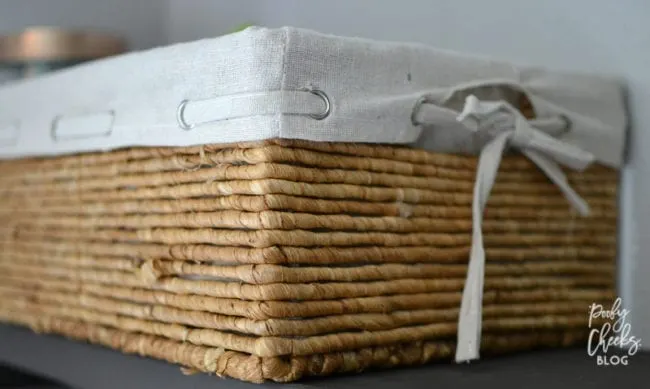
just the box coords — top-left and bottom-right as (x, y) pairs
(176, 100), (194, 131)
(308, 89), (331, 120)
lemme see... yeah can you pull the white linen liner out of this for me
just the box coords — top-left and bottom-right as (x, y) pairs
(0, 26), (627, 167)
(0, 26), (628, 363)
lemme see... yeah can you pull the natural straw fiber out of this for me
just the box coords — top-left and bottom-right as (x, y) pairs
(0, 138), (618, 382)
(0, 310), (591, 383)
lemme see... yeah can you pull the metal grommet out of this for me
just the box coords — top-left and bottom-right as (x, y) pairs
(557, 114), (572, 136)
(176, 99), (194, 130)
(411, 95), (431, 127)
(50, 115), (61, 141)
(308, 89), (331, 120)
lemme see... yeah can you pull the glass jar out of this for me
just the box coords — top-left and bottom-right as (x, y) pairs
(0, 27), (126, 83)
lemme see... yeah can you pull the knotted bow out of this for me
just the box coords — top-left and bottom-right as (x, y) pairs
(451, 95), (595, 362)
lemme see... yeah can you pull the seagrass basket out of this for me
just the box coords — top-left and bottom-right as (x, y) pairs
(0, 26), (625, 383)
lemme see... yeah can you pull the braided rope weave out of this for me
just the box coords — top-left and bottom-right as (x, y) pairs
(0, 138), (617, 382)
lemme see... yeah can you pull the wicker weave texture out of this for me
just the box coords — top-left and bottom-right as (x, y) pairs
(0, 139), (617, 382)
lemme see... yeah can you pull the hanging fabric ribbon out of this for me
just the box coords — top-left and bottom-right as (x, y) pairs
(415, 93), (596, 363)
(455, 95), (595, 362)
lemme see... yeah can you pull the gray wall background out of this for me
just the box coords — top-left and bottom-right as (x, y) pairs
(1, 0), (647, 350)
(0, 0), (167, 49)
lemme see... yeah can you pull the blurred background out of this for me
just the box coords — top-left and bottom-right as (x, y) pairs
(0, 0), (648, 387)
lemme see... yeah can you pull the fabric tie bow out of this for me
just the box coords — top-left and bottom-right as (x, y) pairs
(454, 95), (595, 362)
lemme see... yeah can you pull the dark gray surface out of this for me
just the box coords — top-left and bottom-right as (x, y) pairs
(0, 324), (647, 389)
(0, 363), (66, 388)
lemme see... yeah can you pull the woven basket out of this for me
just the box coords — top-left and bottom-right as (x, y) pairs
(0, 137), (617, 382)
